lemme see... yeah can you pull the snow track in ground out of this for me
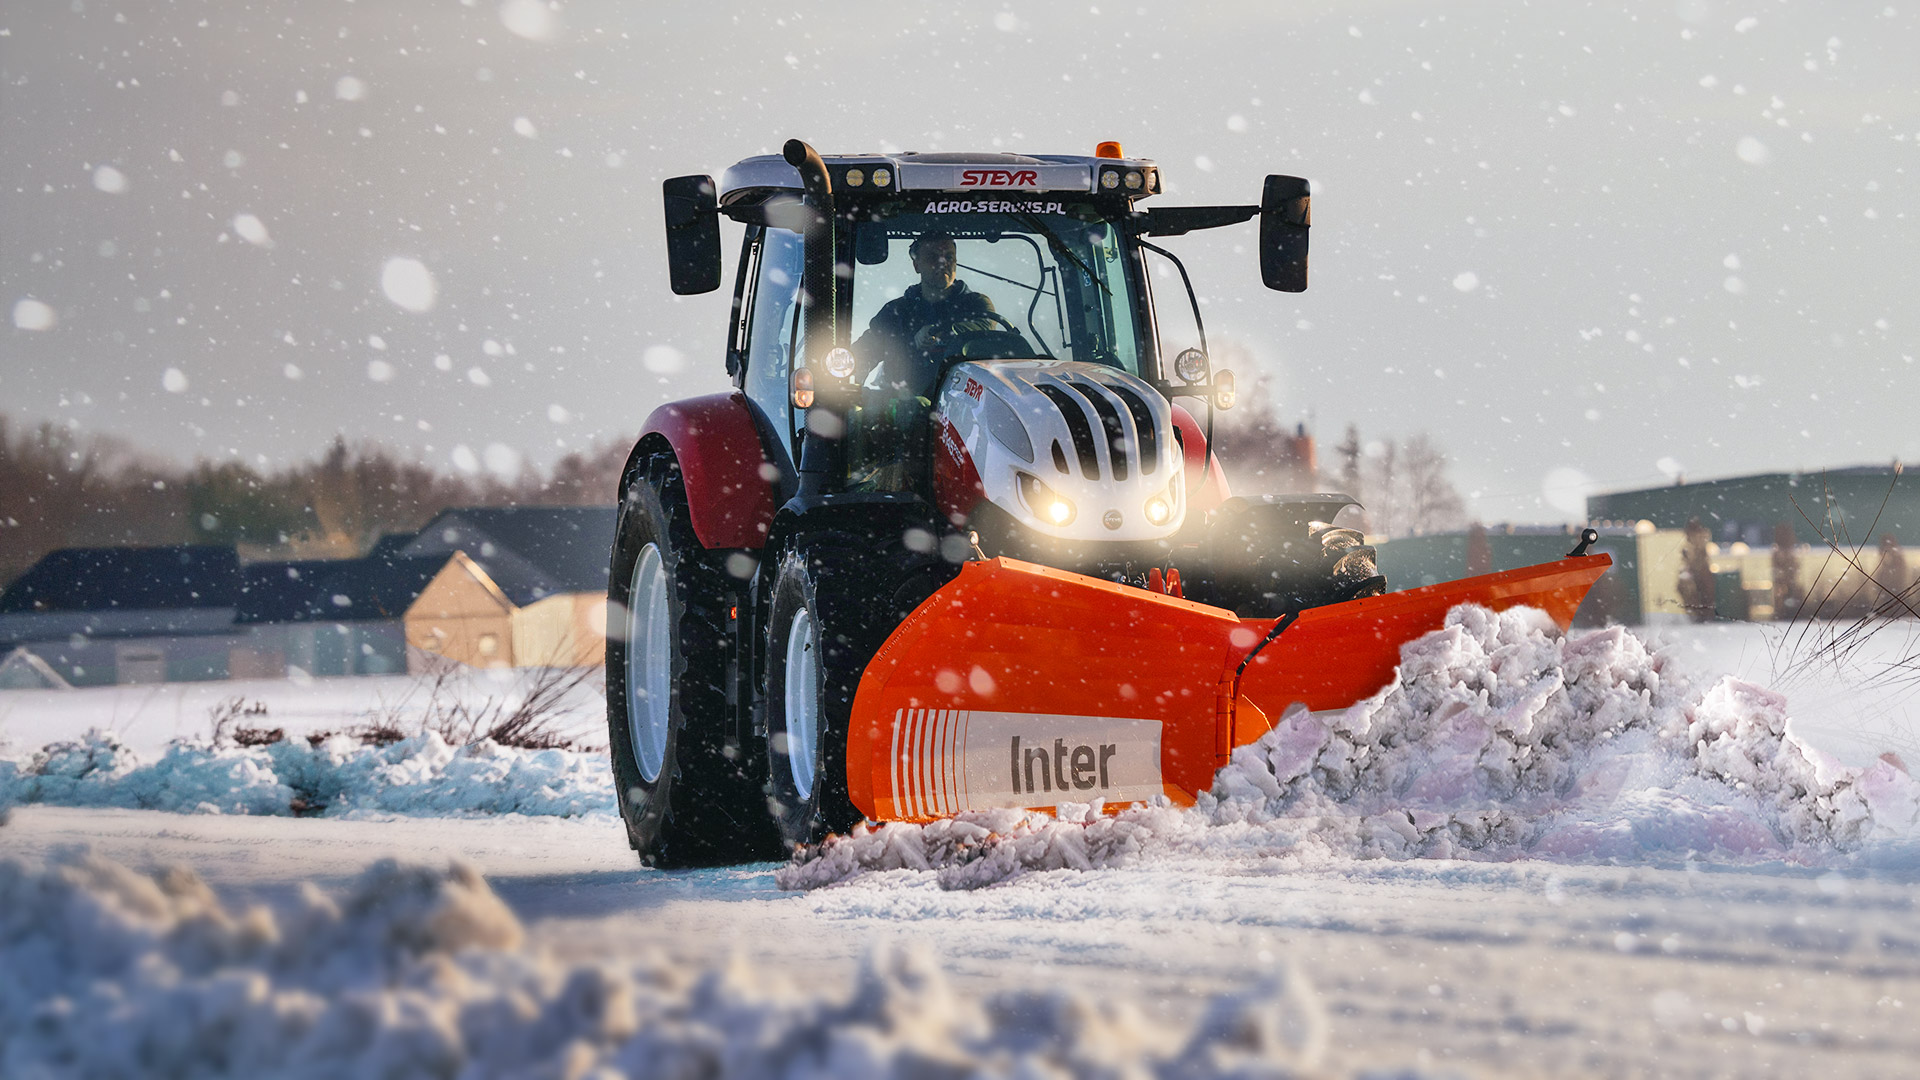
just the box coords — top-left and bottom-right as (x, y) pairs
(0, 849), (1372, 1079)
(781, 606), (1920, 889)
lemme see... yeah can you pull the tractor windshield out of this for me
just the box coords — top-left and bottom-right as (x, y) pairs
(848, 203), (1144, 388)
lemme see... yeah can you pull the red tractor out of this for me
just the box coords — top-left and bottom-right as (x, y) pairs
(607, 140), (1609, 866)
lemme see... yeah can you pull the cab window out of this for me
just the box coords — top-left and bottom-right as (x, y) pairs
(741, 227), (806, 449)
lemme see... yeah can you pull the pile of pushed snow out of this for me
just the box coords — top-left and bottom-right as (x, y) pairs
(781, 606), (1920, 890)
(0, 729), (613, 819)
(0, 851), (1360, 1079)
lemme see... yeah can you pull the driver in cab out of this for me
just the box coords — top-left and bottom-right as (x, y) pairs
(854, 229), (999, 398)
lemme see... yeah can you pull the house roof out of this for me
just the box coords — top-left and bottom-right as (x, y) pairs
(0, 546), (242, 614)
(401, 506), (616, 604)
(365, 531), (419, 559)
(0, 647), (72, 690)
(235, 551), (448, 624)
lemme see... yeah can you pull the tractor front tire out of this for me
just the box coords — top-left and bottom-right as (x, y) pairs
(760, 537), (874, 851)
(606, 452), (779, 867)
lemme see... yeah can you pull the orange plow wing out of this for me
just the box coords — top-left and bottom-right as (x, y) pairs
(845, 553), (1611, 822)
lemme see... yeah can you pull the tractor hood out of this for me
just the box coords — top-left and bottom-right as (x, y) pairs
(936, 361), (1185, 542)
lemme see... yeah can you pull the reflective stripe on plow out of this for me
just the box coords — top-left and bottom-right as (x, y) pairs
(917, 707), (937, 817)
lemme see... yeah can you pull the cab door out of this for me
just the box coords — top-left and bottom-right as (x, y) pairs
(736, 225), (808, 483)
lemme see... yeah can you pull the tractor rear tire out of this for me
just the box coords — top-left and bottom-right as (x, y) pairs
(606, 452), (781, 867)
(760, 536), (878, 851)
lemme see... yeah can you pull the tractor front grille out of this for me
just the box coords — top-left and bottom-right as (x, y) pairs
(1034, 374), (1161, 483)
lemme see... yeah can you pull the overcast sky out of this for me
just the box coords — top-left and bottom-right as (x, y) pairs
(3, 0), (1915, 523)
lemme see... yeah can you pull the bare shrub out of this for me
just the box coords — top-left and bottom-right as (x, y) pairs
(1776, 469), (1920, 687)
(354, 654), (598, 751)
(347, 718), (410, 747)
(1677, 518), (1716, 622)
(425, 663), (598, 751)
(207, 697), (273, 747)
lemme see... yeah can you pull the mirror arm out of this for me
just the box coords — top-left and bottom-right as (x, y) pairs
(1138, 205), (1260, 237)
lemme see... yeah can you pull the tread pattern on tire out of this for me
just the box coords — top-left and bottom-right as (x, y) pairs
(761, 533), (908, 850)
(606, 452), (780, 867)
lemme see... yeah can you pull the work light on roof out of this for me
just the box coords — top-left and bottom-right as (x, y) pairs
(871, 167), (891, 187)
(1099, 170), (1120, 190)
(844, 168), (865, 187)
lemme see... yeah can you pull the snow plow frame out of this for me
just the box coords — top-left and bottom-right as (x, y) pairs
(848, 552), (1612, 822)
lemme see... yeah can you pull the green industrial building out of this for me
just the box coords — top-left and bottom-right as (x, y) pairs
(1370, 465), (1912, 626)
(1585, 466), (1914, 550)
(1373, 526), (1641, 627)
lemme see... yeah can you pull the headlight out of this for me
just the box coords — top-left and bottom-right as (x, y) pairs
(1174, 347), (1209, 384)
(824, 347), (854, 379)
(1017, 472), (1076, 527)
(1144, 480), (1178, 526)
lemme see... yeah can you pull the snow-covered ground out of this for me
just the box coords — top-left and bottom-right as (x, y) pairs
(3, 613), (1918, 1076)
(0, 665), (607, 760)
(7, 805), (1920, 1077)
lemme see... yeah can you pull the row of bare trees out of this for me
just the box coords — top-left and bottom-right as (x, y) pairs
(1677, 517), (1914, 623)
(1207, 371), (1468, 537)
(0, 415), (632, 591)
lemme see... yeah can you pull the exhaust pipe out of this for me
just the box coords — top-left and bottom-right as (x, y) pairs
(783, 139), (845, 497)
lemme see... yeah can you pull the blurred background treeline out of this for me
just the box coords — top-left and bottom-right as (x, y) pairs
(0, 415), (630, 591)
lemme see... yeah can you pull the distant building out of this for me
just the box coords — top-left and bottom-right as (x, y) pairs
(0, 505), (619, 688)
(0, 647), (71, 690)
(230, 544), (446, 678)
(1586, 465), (1915, 548)
(1373, 526), (1640, 627)
(399, 507), (617, 669)
(0, 545), (247, 686)
(1375, 468), (1915, 626)
(1581, 466), (1915, 623)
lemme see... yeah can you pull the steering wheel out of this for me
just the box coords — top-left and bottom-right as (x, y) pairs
(915, 311), (1033, 361)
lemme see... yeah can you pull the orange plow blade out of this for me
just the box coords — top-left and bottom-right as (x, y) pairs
(845, 553), (1611, 822)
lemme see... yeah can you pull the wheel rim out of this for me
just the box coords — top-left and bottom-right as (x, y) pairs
(783, 608), (820, 800)
(626, 543), (672, 783)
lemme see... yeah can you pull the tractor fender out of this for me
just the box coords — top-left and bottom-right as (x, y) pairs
(636, 393), (777, 550)
(1171, 403), (1232, 512)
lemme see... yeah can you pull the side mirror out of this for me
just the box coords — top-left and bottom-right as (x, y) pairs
(662, 174), (722, 295)
(1259, 175), (1310, 292)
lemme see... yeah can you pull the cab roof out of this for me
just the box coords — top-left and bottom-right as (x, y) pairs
(717, 151), (1162, 205)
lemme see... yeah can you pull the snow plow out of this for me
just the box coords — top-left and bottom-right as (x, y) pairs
(608, 139), (1611, 865)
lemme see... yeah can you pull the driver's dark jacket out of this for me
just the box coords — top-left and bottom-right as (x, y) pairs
(855, 279), (998, 363)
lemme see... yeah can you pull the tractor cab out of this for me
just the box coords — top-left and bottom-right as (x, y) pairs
(664, 142), (1311, 557)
